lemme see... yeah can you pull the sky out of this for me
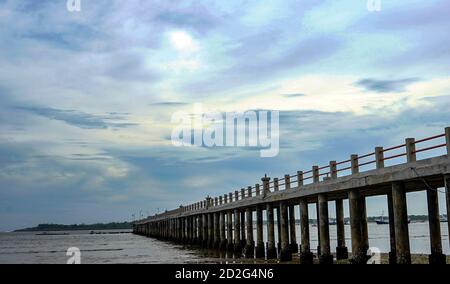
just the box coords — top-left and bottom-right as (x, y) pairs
(1, 0), (450, 231)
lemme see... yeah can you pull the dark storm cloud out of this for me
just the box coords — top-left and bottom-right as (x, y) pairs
(355, 78), (420, 93)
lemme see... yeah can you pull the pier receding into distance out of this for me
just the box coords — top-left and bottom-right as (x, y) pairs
(133, 127), (450, 264)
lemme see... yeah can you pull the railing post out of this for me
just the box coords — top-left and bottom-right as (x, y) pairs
(274, 178), (279, 191)
(247, 186), (252, 197)
(297, 171), (304, 187)
(351, 155), (359, 174)
(375, 147), (384, 169)
(224, 194), (228, 204)
(235, 190), (239, 202)
(241, 188), (245, 199)
(445, 127), (450, 156)
(229, 193), (233, 203)
(255, 184), (260, 196)
(405, 138), (416, 162)
(285, 175), (291, 190)
(330, 161), (337, 179)
(219, 196), (223, 205)
(262, 175), (271, 196)
(313, 166), (319, 183)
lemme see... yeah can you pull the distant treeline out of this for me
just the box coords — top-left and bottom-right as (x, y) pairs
(15, 222), (133, 232)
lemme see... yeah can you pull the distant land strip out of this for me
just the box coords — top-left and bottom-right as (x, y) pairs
(14, 222), (133, 232)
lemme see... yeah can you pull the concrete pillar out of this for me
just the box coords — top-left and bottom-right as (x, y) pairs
(244, 208), (254, 258)
(255, 205), (265, 258)
(446, 127), (450, 155)
(387, 193), (397, 264)
(220, 211), (227, 250)
(208, 213), (214, 248)
(299, 198), (312, 264)
(335, 198), (348, 260)
(427, 187), (446, 264)
(234, 209), (242, 254)
(279, 201), (292, 261)
(214, 212), (220, 249)
(276, 206), (281, 252)
(446, 175), (450, 249)
(360, 197), (369, 254)
(266, 202), (277, 259)
(288, 204), (298, 253)
(349, 189), (366, 264)
(240, 209), (246, 248)
(202, 214), (208, 248)
(226, 210), (234, 252)
(318, 194), (332, 264)
(392, 182), (411, 264)
(198, 215), (203, 245)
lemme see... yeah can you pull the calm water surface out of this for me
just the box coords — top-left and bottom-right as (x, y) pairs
(0, 222), (449, 264)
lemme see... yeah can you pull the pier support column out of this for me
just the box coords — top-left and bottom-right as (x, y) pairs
(318, 194), (333, 264)
(244, 208), (255, 258)
(445, 175), (450, 249)
(335, 199), (348, 260)
(266, 203), (277, 259)
(288, 204), (298, 253)
(427, 187), (446, 264)
(276, 206), (281, 253)
(279, 201), (292, 261)
(387, 193), (397, 264)
(202, 214), (208, 248)
(197, 216), (203, 245)
(240, 209), (246, 249)
(208, 213), (214, 249)
(234, 209), (242, 255)
(392, 182), (411, 264)
(360, 197), (369, 255)
(226, 211), (234, 252)
(299, 198), (313, 264)
(255, 205), (265, 258)
(349, 189), (366, 264)
(220, 211), (227, 250)
(214, 212), (220, 249)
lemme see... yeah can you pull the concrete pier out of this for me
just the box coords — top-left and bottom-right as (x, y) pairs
(255, 205), (265, 258)
(318, 194), (332, 264)
(299, 198), (313, 264)
(133, 127), (450, 265)
(392, 182), (411, 264)
(279, 201), (291, 261)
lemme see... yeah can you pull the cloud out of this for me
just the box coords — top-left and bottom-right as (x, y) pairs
(16, 106), (137, 129)
(281, 93), (305, 98)
(355, 78), (420, 93)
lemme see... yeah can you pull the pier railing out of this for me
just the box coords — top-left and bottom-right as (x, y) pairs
(145, 127), (450, 219)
